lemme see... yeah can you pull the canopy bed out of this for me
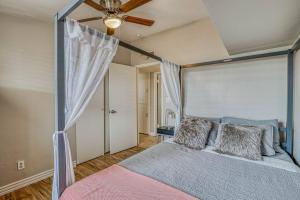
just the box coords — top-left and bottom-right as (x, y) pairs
(53, 0), (300, 200)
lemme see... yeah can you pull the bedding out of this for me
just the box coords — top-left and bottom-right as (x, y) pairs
(184, 116), (220, 146)
(255, 124), (275, 156)
(174, 117), (211, 149)
(60, 164), (196, 200)
(272, 151), (294, 163)
(61, 142), (300, 200)
(214, 123), (263, 160)
(222, 116), (281, 152)
(206, 120), (219, 146)
(120, 142), (300, 200)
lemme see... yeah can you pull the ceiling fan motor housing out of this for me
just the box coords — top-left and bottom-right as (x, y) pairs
(80, 0), (155, 35)
(100, 0), (122, 12)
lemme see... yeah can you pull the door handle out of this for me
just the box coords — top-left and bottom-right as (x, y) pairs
(110, 109), (117, 114)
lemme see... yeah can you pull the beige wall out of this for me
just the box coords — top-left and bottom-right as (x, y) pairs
(0, 13), (55, 186)
(0, 14), (76, 187)
(294, 49), (300, 163)
(114, 46), (131, 65)
(0, 12), (132, 187)
(131, 18), (229, 66)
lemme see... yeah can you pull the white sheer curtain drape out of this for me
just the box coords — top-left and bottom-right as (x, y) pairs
(160, 59), (181, 128)
(52, 19), (119, 200)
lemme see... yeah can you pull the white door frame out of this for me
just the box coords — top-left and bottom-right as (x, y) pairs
(150, 72), (160, 136)
(147, 73), (151, 134)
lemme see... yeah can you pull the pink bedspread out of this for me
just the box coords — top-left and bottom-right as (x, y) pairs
(60, 164), (197, 200)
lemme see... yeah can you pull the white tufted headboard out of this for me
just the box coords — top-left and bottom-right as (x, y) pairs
(182, 56), (287, 124)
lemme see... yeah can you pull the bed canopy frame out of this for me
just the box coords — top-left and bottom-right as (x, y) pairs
(55, 0), (299, 198)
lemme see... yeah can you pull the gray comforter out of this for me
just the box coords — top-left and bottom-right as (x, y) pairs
(120, 142), (300, 200)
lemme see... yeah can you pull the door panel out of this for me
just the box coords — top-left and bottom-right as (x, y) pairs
(138, 104), (148, 133)
(109, 63), (137, 154)
(138, 72), (149, 134)
(76, 82), (105, 164)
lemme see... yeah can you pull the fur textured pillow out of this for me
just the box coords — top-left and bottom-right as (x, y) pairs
(222, 117), (280, 152)
(174, 118), (212, 149)
(184, 115), (220, 146)
(214, 124), (263, 160)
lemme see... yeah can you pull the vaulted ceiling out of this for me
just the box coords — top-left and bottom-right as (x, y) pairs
(0, 0), (300, 54)
(0, 0), (209, 42)
(202, 0), (300, 54)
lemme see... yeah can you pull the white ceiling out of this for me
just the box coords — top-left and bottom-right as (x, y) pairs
(0, 0), (69, 20)
(2, 0), (299, 53)
(0, 0), (209, 42)
(202, 0), (300, 54)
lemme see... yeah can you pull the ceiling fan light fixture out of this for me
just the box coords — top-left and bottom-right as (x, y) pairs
(104, 16), (122, 29)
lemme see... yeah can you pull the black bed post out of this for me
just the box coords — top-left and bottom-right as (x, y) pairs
(286, 50), (294, 156)
(54, 13), (67, 196)
(179, 66), (183, 121)
(54, 0), (84, 197)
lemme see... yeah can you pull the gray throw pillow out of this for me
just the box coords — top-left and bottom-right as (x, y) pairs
(222, 117), (280, 152)
(206, 120), (220, 146)
(185, 116), (220, 146)
(174, 118), (212, 149)
(214, 124), (263, 160)
(255, 125), (275, 156)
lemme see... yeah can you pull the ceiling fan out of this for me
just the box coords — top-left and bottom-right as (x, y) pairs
(79, 0), (155, 35)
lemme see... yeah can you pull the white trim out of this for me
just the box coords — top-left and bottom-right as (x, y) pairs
(292, 35), (300, 47)
(230, 45), (291, 58)
(148, 132), (157, 136)
(134, 62), (160, 68)
(153, 73), (158, 135)
(147, 72), (151, 134)
(0, 169), (54, 196)
(0, 161), (77, 196)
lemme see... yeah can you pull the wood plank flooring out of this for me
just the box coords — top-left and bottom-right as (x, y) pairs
(0, 134), (158, 200)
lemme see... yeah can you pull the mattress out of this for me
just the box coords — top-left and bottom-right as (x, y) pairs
(120, 142), (300, 200)
(272, 150), (294, 163)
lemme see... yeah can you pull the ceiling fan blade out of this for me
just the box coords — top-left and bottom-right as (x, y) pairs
(123, 16), (154, 26)
(119, 0), (152, 13)
(78, 17), (102, 23)
(84, 0), (105, 11)
(107, 27), (115, 36)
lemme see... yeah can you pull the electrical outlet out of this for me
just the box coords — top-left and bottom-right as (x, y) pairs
(17, 160), (25, 170)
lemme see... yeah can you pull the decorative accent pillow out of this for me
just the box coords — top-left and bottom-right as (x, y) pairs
(206, 120), (220, 146)
(222, 117), (280, 152)
(214, 124), (263, 160)
(255, 125), (275, 156)
(174, 118), (212, 149)
(184, 116), (220, 146)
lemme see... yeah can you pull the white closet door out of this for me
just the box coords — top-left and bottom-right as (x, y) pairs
(109, 63), (137, 154)
(76, 82), (105, 164)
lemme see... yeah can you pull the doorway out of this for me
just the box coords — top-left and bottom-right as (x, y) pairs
(137, 64), (163, 148)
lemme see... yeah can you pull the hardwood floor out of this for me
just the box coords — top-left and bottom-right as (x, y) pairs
(138, 133), (159, 149)
(0, 134), (158, 200)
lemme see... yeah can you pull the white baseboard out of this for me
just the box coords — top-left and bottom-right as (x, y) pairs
(149, 132), (157, 136)
(0, 161), (77, 196)
(73, 160), (77, 168)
